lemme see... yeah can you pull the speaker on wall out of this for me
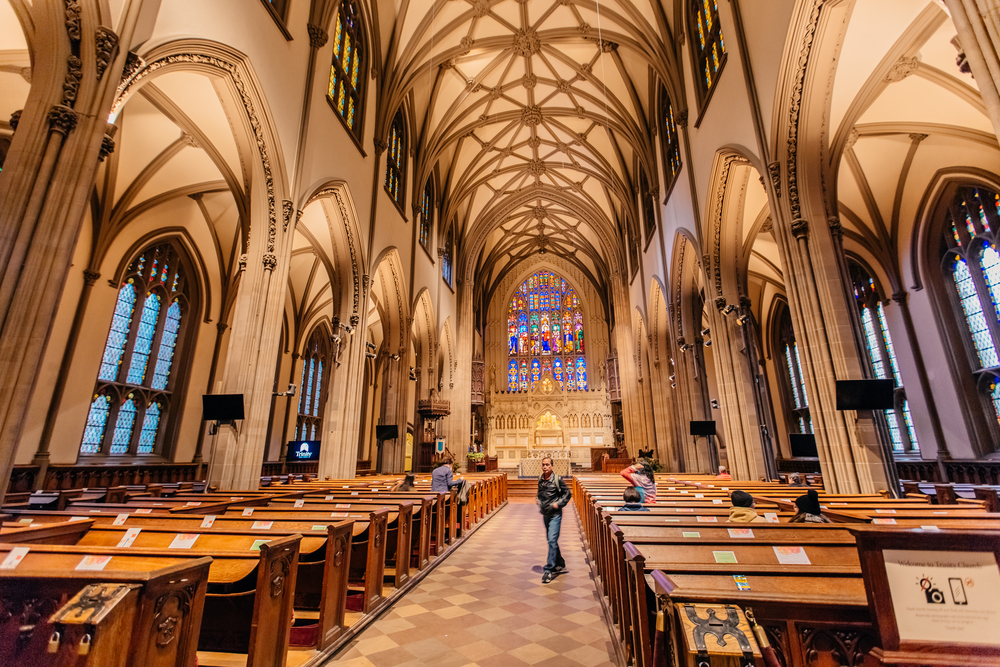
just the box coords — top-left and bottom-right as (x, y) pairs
(789, 433), (818, 458)
(202, 394), (245, 421)
(689, 420), (716, 436)
(375, 425), (399, 440)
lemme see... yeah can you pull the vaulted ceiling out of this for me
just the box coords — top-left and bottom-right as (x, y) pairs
(386, 0), (675, 305)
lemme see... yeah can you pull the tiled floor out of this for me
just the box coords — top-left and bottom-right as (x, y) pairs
(326, 500), (617, 667)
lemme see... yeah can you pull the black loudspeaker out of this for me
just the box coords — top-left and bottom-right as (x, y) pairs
(836, 379), (895, 410)
(689, 420), (716, 436)
(789, 433), (818, 458)
(375, 425), (399, 440)
(202, 394), (245, 421)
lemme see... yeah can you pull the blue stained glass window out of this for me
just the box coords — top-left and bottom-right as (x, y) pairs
(793, 343), (808, 406)
(902, 400), (919, 449)
(99, 283), (137, 381)
(312, 361), (324, 416)
(861, 307), (887, 380)
(531, 359), (541, 390)
(981, 243), (1000, 322)
(81, 394), (111, 454)
(151, 301), (182, 391)
(953, 257), (1000, 368)
(875, 303), (902, 385)
(992, 381), (1000, 428)
(138, 402), (160, 454)
(110, 397), (137, 454)
(784, 345), (802, 408)
(553, 358), (564, 391)
(298, 361), (307, 414)
(508, 360), (518, 391)
(304, 358), (315, 416)
(519, 360), (528, 391)
(126, 293), (161, 385)
(576, 357), (587, 391)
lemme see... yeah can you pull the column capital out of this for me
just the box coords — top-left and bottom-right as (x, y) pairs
(714, 296), (727, 311)
(9, 109), (21, 131)
(790, 218), (809, 239)
(307, 23), (329, 49)
(98, 134), (115, 162)
(47, 105), (78, 135)
(82, 269), (101, 285)
(828, 216), (843, 237)
(891, 290), (907, 304)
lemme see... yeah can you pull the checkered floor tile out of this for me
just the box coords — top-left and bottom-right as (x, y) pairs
(325, 501), (617, 666)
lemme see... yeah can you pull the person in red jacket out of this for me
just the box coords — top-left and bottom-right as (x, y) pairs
(621, 462), (656, 503)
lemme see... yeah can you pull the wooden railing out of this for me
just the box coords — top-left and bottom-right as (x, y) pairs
(260, 461), (319, 476)
(8, 463), (204, 492)
(896, 459), (1000, 485)
(776, 458), (821, 473)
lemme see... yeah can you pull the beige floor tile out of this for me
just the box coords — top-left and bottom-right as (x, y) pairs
(508, 642), (559, 665)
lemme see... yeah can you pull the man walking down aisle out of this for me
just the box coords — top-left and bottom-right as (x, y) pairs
(536, 457), (572, 584)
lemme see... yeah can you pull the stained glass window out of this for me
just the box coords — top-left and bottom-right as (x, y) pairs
(850, 260), (918, 452)
(297, 329), (330, 442)
(506, 269), (587, 391)
(385, 109), (405, 204)
(774, 305), (810, 434)
(690, 0), (726, 99)
(138, 401), (161, 454)
(942, 185), (1000, 448)
(81, 242), (191, 458)
(443, 228), (453, 286)
(640, 171), (656, 238)
(508, 360), (518, 391)
(328, 0), (366, 138)
(420, 180), (433, 249)
(661, 87), (682, 191)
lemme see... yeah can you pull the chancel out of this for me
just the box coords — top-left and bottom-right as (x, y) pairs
(2, 0), (1000, 666)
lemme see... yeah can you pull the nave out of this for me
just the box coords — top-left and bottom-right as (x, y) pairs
(331, 501), (616, 667)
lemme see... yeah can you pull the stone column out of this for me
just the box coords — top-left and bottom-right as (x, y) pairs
(206, 200), (295, 490)
(944, 0), (1000, 141)
(447, 278), (474, 471)
(609, 272), (643, 455)
(0, 1), (147, 501)
(320, 309), (369, 479)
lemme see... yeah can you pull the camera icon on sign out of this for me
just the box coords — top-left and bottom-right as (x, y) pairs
(920, 577), (946, 604)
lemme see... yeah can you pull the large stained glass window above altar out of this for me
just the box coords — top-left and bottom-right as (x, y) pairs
(507, 270), (587, 392)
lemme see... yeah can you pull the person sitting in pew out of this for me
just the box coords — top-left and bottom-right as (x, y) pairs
(621, 462), (657, 502)
(432, 457), (462, 493)
(715, 466), (731, 480)
(727, 490), (766, 523)
(392, 473), (417, 492)
(788, 473), (807, 487)
(619, 487), (649, 512)
(790, 489), (831, 523)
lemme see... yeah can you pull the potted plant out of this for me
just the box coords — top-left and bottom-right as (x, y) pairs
(467, 451), (486, 471)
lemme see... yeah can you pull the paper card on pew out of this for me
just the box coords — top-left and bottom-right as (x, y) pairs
(18, 518), (32, 524)
(342, 486), (349, 489)
(668, 487), (676, 491)
(116, 528), (142, 548)
(325, 495), (335, 500)
(664, 519), (680, 522)
(722, 487), (729, 491)
(728, 528), (754, 538)
(135, 508), (153, 514)
(695, 494), (704, 498)
(713, 499), (723, 505)
(677, 508), (694, 512)
(76, 555), (112, 571)
(1, 547), (29, 570)
(242, 508), (254, 516)
(200, 516), (216, 528)
(335, 504), (351, 508)
(294, 500), (305, 508)
(920, 525), (941, 530)
(773, 546), (811, 565)
(252, 521), (274, 529)
(230, 497), (243, 501)
(875, 509), (897, 514)
(113, 513), (129, 525)
(351, 491), (359, 496)
(185, 502), (202, 507)
(70, 517), (89, 521)
(714, 551), (738, 564)
(250, 539), (270, 551)
(311, 525), (328, 531)
(680, 490), (689, 494)
(682, 532), (701, 538)
(733, 575), (751, 591)
(331, 512), (348, 517)
(169, 534), (199, 549)
(872, 518), (897, 525)
(697, 516), (718, 522)
(763, 513), (779, 523)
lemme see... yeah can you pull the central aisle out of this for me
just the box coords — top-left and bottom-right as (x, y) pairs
(328, 500), (617, 667)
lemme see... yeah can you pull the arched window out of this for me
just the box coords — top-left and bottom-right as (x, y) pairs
(773, 304), (810, 436)
(939, 184), (1000, 450)
(660, 87), (682, 195)
(384, 109), (406, 206)
(640, 171), (656, 239)
(328, 0), (367, 140)
(81, 243), (192, 457)
(296, 329), (329, 441)
(507, 270), (587, 392)
(849, 261), (919, 452)
(442, 227), (453, 286)
(420, 179), (433, 250)
(689, 0), (726, 101)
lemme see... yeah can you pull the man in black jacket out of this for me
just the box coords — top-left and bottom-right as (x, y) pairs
(537, 457), (572, 584)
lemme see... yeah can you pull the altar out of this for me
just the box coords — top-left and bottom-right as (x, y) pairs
(518, 450), (571, 477)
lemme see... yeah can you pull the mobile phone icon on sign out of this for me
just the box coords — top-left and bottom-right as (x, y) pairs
(949, 578), (968, 605)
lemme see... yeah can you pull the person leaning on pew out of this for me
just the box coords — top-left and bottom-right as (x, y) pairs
(619, 487), (650, 512)
(431, 457), (463, 493)
(620, 461), (657, 502)
(789, 489), (832, 523)
(392, 473), (416, 492)
(728, 490), (766, 523)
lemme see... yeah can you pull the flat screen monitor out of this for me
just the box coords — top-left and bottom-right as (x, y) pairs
(202, 394), (244, 421)
(375, 425), (398, 440)
(286, 440), (321, 462)
(789, 433), (818, 458)
(836, 379), (895, 411)
(689, 420), (716, 436)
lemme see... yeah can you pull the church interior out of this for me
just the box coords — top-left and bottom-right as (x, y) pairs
(2, 0), (1000, 666)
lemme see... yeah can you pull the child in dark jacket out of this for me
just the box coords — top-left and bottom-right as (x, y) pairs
(619, 486), (649, 511)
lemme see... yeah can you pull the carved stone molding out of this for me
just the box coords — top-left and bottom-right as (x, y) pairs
(891, 290), (907, 304)
(262, 252), (277, 270)
(282, 200), (294, 231)
(98, 134), (116, 161)
(9, 109), (21, 131)
(513, 29), (540, 56)
(95, 27), (119, 81)
(786, 0), (826, 221)
(437, 247), (447, 257)
(307, 23), (329, 49)
(48, 105), (78, 135)
(885, 56), (919, 83)
(714, 296), (727, 311)
(62, 56), (82, 106)
(828, 216), (843, 237)
(791, 218), (809, 239)
(767, 161), (781, 198)
(82, 269), (101, 285)
(599, 40), (618, 53)
(374, 139), (387, 154)
(675, 110), (688, 128)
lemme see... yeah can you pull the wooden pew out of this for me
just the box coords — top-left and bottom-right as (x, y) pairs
(0, 547), (211, 667)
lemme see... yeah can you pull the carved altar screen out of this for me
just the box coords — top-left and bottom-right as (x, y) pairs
(507, 270), (587, 392)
